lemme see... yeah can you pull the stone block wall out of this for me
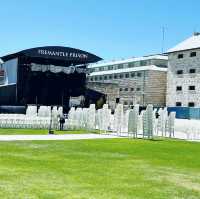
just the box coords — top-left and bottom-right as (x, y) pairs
(167, 49), (200, 107)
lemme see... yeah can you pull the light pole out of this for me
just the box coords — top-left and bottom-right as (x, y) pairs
(48, 107), (54, 134)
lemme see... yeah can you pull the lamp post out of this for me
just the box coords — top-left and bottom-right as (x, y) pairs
(48, 107), (54, 134)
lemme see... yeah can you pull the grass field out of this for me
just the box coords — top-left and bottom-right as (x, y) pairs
(0, 128), (99, 135)
(0, 136), (200, 199)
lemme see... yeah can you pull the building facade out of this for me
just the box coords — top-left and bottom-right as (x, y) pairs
(87, 55), (168, 109)
(167, 33), (200, 107)
(87, 81), (119, 110)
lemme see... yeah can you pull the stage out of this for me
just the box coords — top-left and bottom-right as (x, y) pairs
(0, 46), (102, 112)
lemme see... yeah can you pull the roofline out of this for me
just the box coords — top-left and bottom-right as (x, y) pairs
(166, 47), (200, 54)
(1, 46), (102, 63)
(88, 54), (168, 68)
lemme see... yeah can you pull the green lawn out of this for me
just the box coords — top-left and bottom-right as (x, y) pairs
(0, 138), (200, 199)
(0, 128), (99, 135)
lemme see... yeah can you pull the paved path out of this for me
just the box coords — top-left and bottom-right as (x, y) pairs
(0, 134), (120, 141)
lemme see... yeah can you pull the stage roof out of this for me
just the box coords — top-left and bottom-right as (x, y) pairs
(1, 46), (102, 65)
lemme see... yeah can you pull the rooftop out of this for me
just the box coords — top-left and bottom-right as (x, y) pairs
(88, 54), (168, 68)
(167, 33), (200, 53)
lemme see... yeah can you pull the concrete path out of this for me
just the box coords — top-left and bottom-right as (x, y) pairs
(0, 133), (120, 141)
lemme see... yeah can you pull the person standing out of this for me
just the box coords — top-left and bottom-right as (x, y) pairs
(59, 114), (65, 130)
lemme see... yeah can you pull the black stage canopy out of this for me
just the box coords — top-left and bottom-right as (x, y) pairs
(1, 46), (102, 65)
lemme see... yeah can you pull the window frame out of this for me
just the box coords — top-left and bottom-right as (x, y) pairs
(176, 102), (182, 106)
(190, 52), (197, 57)
(178, 54), (184, 59)
(188, 102), (195, 107)
(176, 70), (183, 75)
(189, 85), (195, 91)
(176, 86), (182, 91)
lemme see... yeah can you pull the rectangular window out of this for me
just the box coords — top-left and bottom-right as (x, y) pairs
(104, 76), (107, 80)
(90, 77), (93, 81)
(123, 63), (128, 68)
(99, 76), (102, 80)
(178, 54), (184, 59)
(119, 74), (123, 78)
(114, 74), (117, 79)
(128, 62), (135, 68)
(125, 73), (129, 78)
(190, 52), (196, 57)
(176, 102), (182, 106)
(94, 76), (98, 81)
(189, 86), (195, 90)
(108, 66), (112, 70)
(188, 102), (195, 107)
(118, 64), (123, 69)
(99, 67), (104, 71)
(140, 60), (147, 66)
(189, 69), (196, 73)
(131, 88), (134, 91)
(124, 88), (128, 91)
(136, 87), (141, 91)
(137, 73), (141, 77)
(176, 86), (182, 91)
(131, 72), (135, 77)
(124, 101), (128, 105)
(176, 70), (183, 75)
(109, 75), (112, 79)
(119, 88), (123, 91)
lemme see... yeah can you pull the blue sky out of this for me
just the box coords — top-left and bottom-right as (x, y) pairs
(0, 0), (199, 60)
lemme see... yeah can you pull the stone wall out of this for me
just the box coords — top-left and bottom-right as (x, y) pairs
(87, 69), (167, 108)
(87, 82), (119, 110)
(167, 49), (200, 107)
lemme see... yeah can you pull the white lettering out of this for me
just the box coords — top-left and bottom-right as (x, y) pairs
(37, 49), (88, 59)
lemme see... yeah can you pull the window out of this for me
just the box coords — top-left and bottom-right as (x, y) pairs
(188, 102), (195, 107)
(176, 102), (182, 106)
(90, 77), (93, 81)
(131, 88), (134, 91)
(99, 67), (104, 71)
(119, 88), (123, 91)
(178, 54), (184, 59)
(176, 70), (183, 75)
(123, 63), (128, 68)
(140, 60), (147, 66)
(189, 86), (195, 91)
(114, 74), (117, 79)
(119, 74), (123, 79)
(118, 64), (123, 69)
(137, 72), (141, 77)
(108, 66), (113, 70)
(131, 72), (135, 78)
(124, 88), (128, 91)
(136, 87), (141, 91)
(176, 86), (182, 91)
(190, 52), (196, 57)
(104, 75), (108, 80)
(94, 76), (98, 81)
(124, 101), (128, 105)
(189, 69), (196, 73)
(109, 75), (113, 79)
(128, 62), (135, 68)
(125, 73), (129, 78)
(99, 76), (102, 80)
